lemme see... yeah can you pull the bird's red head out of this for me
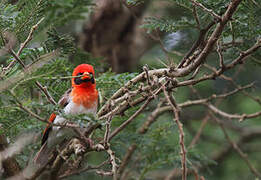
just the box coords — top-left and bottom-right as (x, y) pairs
(72, 64), (96, 88)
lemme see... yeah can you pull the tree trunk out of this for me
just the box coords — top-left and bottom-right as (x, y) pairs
(0, 135), (20, 178)
(79, 0), (150, 73)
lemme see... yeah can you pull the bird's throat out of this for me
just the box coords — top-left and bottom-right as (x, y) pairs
(71, 86), (98, 108)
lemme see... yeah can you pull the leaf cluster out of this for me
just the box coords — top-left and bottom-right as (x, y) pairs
(141, 16), (196, 33)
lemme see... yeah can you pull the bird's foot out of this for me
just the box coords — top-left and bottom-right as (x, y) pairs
(70, 138), (86, 155)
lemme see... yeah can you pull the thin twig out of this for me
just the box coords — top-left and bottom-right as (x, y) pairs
(211, 113), (261, 177)
(177, 21), (215, 68)
(138, 100), (165, 134)
(207, 103), (261, 122)
(9, 49), (26, 68)
(107, 147), (118, 180)
(190, 0), (222, 21)
(117, 144), (137, 179)
(17, 17), (45, 56)
(9, 90), (46, 122)
(188, 64), (202, 80)
(103, 114), (112, 148)
(163, 85), (187, 180)
(216, 40), (225, 69)
(108, 96), (154, 141)
(59, 160), (109, 179)
(143, 65), (151, 86)
(3, 18), (44, 75)
(192, 6), (201, 30)
(35, 81), (57, 105)
(204, 64), (261, 105)
(188, 115), (209, 148)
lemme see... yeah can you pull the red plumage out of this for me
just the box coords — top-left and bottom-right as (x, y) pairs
(34, 64), (98, 165)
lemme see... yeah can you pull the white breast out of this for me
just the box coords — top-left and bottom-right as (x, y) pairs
(64, 100), (97, 115)
(54, 100), (97, 125)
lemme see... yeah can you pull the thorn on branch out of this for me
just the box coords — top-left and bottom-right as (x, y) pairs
(143, 64), (151, 86)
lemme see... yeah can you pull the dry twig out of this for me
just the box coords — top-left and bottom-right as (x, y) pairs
(163, 85), (187, 180)
(210, 113), (261, 177)
(190, 0), (222, 21)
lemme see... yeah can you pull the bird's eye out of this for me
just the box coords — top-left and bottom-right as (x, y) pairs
(77, 72), (83, 76)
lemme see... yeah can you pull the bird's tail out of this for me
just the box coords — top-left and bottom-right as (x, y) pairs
(33, 142), (52, 166)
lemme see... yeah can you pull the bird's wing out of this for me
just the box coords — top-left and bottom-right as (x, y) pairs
(41, 88), (72, 145)
(57, 88), (72, 107)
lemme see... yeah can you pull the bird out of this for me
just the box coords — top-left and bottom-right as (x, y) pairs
(34, 64), (99, 165)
